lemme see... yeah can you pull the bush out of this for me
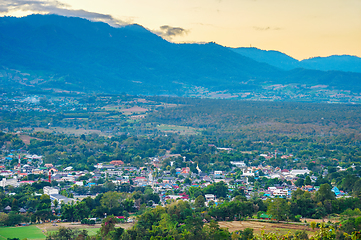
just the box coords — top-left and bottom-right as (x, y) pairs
(81, 218), (96, 225)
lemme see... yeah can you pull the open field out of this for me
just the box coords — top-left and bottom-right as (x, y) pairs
(0, 222), (134, 240)
(218, 221), (315, 237)
(18, 134), (44, 145)
(157, 124), (201, 135)
(121, 106), (148, 113)
(33, 127), (105, 136)
(37, 222), (134, 233)
(0, 225), (46, 240)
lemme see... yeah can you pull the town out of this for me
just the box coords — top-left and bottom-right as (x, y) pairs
(0, 148), (348, 212)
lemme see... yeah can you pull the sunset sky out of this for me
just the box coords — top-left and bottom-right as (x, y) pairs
(1, 0), (360, 60)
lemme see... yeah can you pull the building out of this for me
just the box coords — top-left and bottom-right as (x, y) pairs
(290, 169), (310, 176)
(49, 194), (76, 205)
(273, 189), (288, 196)
(205, 194), (216, 202)
(43, 186), (59, 195)
(230, 161), (247, 168)
(110, 160), (124, 166)
(0, 178), (19, 188)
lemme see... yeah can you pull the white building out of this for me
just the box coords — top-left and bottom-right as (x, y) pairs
(0, 178), (19, 188)
(273, 189), (288, 197)
(230, 161), (247, 168)
(205, 194), (216, 202)
(43, 186), (59, 195)
(242, 168), (255, 177)
(290, 169), (310, 176)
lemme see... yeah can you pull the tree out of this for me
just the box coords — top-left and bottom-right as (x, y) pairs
(61, 203), (76, 222)
(294, 230), (309, 239)
(267, 198), (290, 222)
(99, 216), (119, 239)
(304, 176), (312, 186)
(100, 191), (122, 215)
(194, 195), (205, 208)
(241, 228), (254, 240)
(184, 215), (204, 239)
(46, 227), (86, 240)
(295, 178), (304, 187)
(205, 220), (231, 239)
(0, 212), (8, 223)
(5, 211), (22, 226)
(310, 221), (317, 230)
(315, 184), (335, 203)
(184, 178), (192, 185)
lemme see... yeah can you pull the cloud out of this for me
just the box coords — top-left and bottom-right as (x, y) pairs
(155, 25), (189, 39)
(0, 0), (129, 26)
(253, 26), (282, 31)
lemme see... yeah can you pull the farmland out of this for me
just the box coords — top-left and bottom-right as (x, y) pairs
(218, 220), (314, 237)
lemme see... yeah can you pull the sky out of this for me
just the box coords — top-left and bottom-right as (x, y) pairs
(1, 0), (360, 60)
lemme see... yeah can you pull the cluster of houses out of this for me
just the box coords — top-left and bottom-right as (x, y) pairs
(0, 151), (349, 208)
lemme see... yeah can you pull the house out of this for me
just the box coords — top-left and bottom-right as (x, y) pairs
(110, 160), (124, 166)
(115, 216), (126, 222)
(273, 189), (288, 197)
(260, 213), (272, 220)
(32, 169), (44, 174)
(332, 186), (344, 196)
(203, 176), (212, 182)
(242, 169), (255, 177)
(205, 194), (216, 202)
(165, 195), (182, 200)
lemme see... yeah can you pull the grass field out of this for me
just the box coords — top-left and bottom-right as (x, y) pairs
(33, 127), (104, 136)
(157, 124), (201, 135)
(0, 226), (46, 240)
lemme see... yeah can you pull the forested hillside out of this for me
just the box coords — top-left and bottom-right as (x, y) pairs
(1, 14), (361, 102)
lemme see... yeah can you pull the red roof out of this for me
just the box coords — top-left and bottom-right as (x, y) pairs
(110, 160), (124, 165)
(20, 181), (35, 183)
(135, 177), (146, 180)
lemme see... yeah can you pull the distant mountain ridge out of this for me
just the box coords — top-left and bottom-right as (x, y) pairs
(231, 47), (361, 73)
(1, 14), (361, 102)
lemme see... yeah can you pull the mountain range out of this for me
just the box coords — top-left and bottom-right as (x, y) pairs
(1, 14), (361, 102)
(230, 47), (361, 73)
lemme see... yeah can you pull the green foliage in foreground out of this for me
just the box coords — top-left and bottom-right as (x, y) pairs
(44, 221), (361, 240)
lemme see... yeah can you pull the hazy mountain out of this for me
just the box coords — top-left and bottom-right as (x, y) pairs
(0, 14), (279, 95)
(230, 47), (299, 70)
(1, 14), (361, 99)
(231, 47), (361, 73)
(300, 55), (361, 73)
